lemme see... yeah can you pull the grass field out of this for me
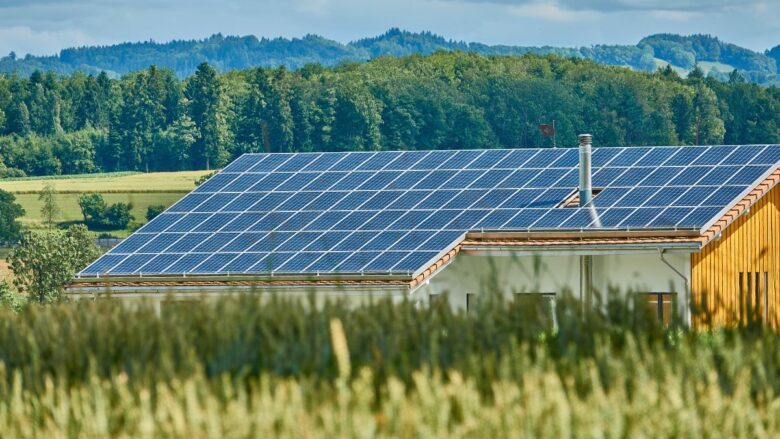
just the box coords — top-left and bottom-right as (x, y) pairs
(0, 294), (778, 436)
(0, 170), (212, 235)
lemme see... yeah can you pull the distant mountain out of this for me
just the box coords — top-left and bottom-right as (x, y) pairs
(1, 29), (778, 85)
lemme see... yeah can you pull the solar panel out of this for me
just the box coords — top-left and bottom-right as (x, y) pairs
(80, 145), (780, 278)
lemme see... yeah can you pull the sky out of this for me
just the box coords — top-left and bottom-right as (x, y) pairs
(0, 0), (778, 57)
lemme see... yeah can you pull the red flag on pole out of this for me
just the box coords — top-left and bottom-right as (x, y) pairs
(538, 123), (555, 137)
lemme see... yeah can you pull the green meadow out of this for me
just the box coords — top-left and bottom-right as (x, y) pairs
(0, 170), (211, 235)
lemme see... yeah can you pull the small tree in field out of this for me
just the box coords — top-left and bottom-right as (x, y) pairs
(9, 224), (101, 304)
(38, 183), (60, 230)
(0, 189), (25, 244)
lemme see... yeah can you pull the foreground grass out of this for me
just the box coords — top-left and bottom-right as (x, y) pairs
(0, 293), (778, 436)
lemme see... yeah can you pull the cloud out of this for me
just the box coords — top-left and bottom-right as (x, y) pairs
(0, 26), (94, 56)
(438, 0), (766, 13)
(0, 0), (777, 56)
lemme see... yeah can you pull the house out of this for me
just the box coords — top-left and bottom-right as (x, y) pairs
(68, 136), (780, 327)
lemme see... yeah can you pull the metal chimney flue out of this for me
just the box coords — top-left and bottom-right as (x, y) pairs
(578, 134), (593, 207)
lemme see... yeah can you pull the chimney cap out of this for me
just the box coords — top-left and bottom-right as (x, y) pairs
(578, 134), (592, 145)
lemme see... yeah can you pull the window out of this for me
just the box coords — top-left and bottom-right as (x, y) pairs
(466, 293), (477, 312)
(514, 292), (558, 330)
(739, 271), (768, 324)
(642, 293), (676, 325)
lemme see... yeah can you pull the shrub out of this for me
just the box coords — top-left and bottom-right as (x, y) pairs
(146, 204), (165, 222)
(77, 193), (134, 229)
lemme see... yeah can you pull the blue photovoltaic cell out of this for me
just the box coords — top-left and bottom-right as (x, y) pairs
(649, 207), (691, 227)
(223, 253), (266, 272)
(276, 154), (319, 172)
(669, 167), (709, 186)
(139, 254), (184, 274)
(223, 193), (266, 212)
(137, 233), (185, 253)
(728, 166), (767, 185)
(502, 189), (544, 209)
(167, 233), (210, 253)
(363, 231), (408, 250)
(393, 252), (439, 272)
(276, 252), (323, 272)
(665, 147), (704, 166)
(193, 173), (238, 193)
(306, 252), (347, 272)
(410, 151), (451, 169)
(248, 253), (294, 273)
(301, 152), (347, 171)
(532, 209), (576, 228)
(392, 231), (431, 250)
(334, 231), (375, 251)
(753, 147), (780, 165)
(645, 187), (687, 207)
(80, 145), (780, 279)
(364, 251), (410, 272)
(140, 213), (184, 232)
(192, 253), (239, 273)
(698, 166), (740, 185)
(164, 254), (209, 273)
(466, 149), (510, 169)
(477, 209), (517, 229)
(619, 208), (664, 228)
(692, 146), (732, 165)
(192, 233), (239, 252)
(471, 170), (512, 188)
(722, 146), (765, 165)
(168, 194), (211, 212)
(604, 147), (650, 167)
(678, 207), (723, 227)
(390, 171), (431, 189)
(81, 254), (127, 274)
(495, 149), (538, 168)
(336, 252), (381, 272)
(222, 232), (265, 252)
(248, 153), (292, 172)
(223, 155), (263, 172)
(111, 255), (152, 274)
(195, 194), (238, 212)
(305, 232), (350, 251)
(385, 151), (429, 170)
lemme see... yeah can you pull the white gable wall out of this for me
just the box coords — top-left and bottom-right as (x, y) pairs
(410, 250), (691, 315)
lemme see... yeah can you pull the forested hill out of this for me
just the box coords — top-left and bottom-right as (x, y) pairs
(1, 52), (780, 179)
(1, 29), (779, 85)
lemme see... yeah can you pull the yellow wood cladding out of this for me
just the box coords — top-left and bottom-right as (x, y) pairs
(691, 183), (780, 327)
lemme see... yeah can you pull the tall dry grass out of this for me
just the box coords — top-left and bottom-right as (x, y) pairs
(0, 291), (778, 436)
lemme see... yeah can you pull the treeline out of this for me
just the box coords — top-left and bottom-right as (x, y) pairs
(0, 52), (779, 176)
(3, 29), (780, 85)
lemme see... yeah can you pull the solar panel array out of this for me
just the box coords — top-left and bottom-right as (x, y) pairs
(80, 145), (780, 278)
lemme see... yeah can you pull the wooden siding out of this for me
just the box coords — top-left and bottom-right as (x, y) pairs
(691, 184), (780, 327)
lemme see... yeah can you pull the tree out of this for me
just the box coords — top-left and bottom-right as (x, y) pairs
(185, 62), (230, 169)
(78, 193), (107, 227)
(9, 225), (101, 304)
(38, 183), (59, 230)
(146, 204), (165, 221)
(0, 189), (25, 244)
(77, 193), (134, 229)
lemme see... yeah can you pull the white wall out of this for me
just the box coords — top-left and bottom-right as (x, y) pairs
(412, 250), (691, 317)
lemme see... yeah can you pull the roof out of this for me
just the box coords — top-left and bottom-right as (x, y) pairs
(76, 145), (780, 285)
